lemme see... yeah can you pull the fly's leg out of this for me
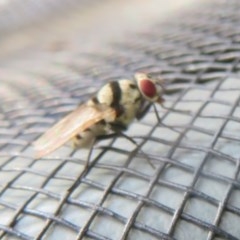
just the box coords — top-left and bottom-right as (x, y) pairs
(67, 138), (99, 193)
(137, 102), (183, 135)
(106, 123), (156, 168)
(153, 104), (186, 135)
(160, 103), (190, 114)
(84, 138), (97, 170)
(136, 102), (152, 120)
(117, 131), (156, 168)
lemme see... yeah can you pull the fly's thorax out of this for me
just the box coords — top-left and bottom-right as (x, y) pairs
(96, 82), (115, 107)
(114, 79), (142, 125)
(118, 79), (141, 103)
(88, 79), (142, 126)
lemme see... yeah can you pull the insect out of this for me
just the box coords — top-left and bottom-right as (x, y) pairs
(34, 73), (165, 164)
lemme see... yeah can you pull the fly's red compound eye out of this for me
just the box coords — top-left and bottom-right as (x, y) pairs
(139, 79), (156, 98)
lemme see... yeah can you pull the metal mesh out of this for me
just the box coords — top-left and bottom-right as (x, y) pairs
(1, 0), (240, 239)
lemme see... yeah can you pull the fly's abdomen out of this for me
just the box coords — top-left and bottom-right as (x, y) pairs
(71, 122), (108, 148)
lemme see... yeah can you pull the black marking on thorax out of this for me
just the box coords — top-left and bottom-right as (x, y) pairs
(91, 96), (99, 104)
(109, 81), (124, 117)
(109, 81), (121, 108)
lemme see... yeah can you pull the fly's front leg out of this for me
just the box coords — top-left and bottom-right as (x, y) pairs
(136, 102), (152, 120)
(161, 104), (190, 114)
(137, 100), (183, 135)
(153, 104), (184, 135)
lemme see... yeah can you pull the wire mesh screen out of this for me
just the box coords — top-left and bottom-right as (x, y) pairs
(1, 0), (240, 239)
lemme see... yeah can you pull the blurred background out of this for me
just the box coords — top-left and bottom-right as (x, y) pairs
(0, 0), (240, 240)
(0, 0), (203, 58)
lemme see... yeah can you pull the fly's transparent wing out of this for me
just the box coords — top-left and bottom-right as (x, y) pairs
(33, 104), (116, 158)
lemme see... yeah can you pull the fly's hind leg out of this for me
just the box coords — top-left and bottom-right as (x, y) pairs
(67, 138), (97, 194)
(84, 138), (97, 170)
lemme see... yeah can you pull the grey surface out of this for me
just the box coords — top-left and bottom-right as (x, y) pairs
(0, 0), (240, 239)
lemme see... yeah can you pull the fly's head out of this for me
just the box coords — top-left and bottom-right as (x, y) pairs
(134, 73), (165, 105)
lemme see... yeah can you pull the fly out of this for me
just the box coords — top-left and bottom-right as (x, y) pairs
(34, 73), (166, 164)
